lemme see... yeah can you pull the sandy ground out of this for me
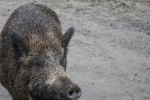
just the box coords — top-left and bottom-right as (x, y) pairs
(0, 0), (150, 100)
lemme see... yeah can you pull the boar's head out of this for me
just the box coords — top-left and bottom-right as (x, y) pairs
(9, 27), (81, 100)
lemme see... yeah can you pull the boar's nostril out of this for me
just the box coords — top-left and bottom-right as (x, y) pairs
(67, 84), (81, 100)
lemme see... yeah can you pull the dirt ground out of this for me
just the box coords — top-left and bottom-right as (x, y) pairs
(0, 0), (150, 100)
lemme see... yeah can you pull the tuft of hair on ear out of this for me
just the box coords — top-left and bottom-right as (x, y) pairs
(9, 32), (28, 61)
(61, 27), (75, 56)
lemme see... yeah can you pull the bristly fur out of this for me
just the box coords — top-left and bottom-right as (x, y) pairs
(0, 3), (81, 100)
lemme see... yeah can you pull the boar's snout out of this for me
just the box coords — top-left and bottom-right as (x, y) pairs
(67, 83), (81, 100)
(29, 69), (81, 100)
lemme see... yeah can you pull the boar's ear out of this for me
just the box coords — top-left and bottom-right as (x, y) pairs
(61, 27), (75, 55)
(9, 32), (28, 61)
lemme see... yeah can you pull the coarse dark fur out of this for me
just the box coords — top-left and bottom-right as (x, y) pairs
(0, 3), (81, 100)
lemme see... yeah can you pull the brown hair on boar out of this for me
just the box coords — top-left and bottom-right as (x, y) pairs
(0, 3), (81, 100)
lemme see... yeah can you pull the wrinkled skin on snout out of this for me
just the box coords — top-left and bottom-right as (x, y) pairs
(0, 3), (81, 100)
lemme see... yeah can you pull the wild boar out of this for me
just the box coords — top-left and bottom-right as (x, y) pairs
(0, 3), (81, 100)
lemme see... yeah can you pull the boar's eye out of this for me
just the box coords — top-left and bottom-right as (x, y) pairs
(32, 62), (45, 72)
(34, 62), (44, 68)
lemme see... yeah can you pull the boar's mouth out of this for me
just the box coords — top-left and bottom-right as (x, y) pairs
(28, 87), (76, 100)
(29, 85), (82, 100)
(28, 93), (75, 100)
